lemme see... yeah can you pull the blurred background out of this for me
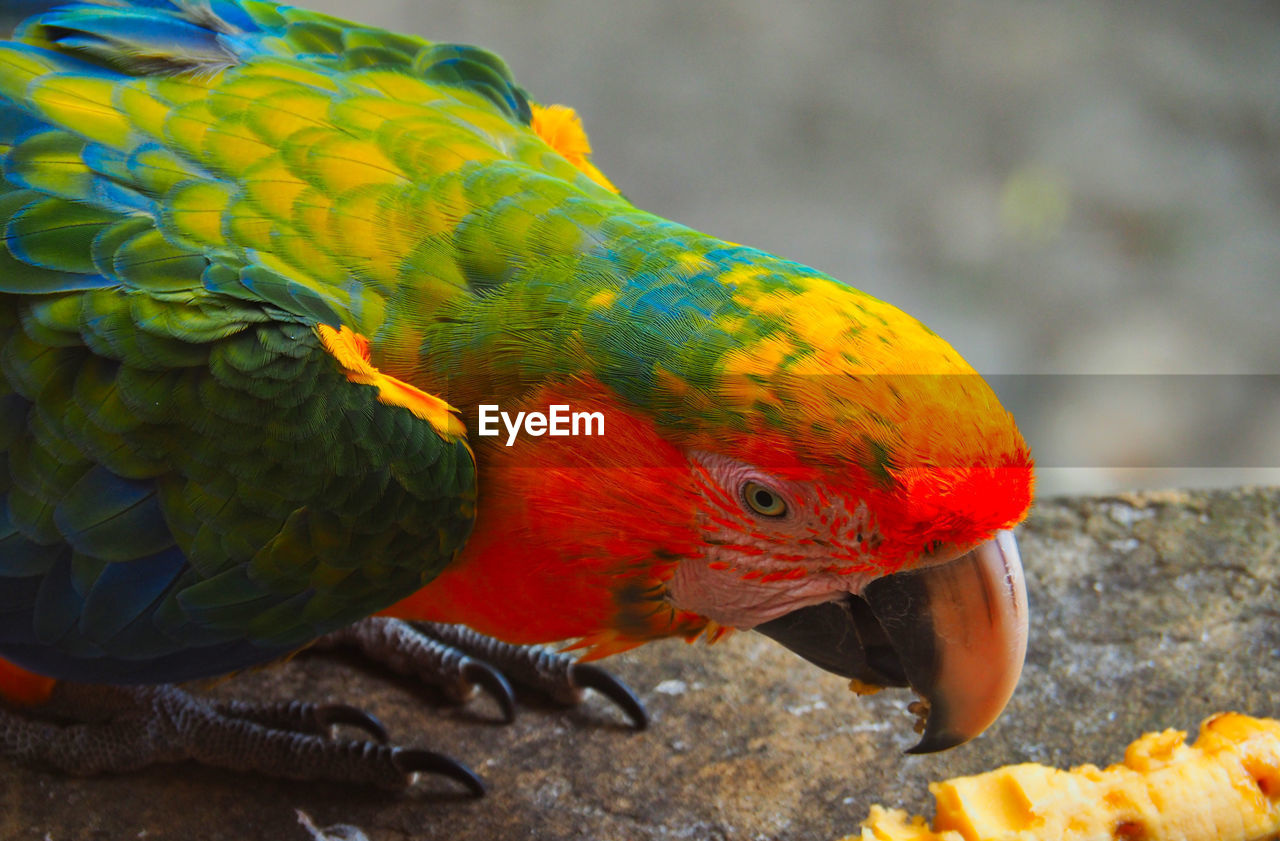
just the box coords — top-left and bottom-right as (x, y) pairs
(6, 1), (1279, 495)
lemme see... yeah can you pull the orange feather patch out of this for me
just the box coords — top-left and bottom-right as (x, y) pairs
(530, 103), (619, 194)
(316, 324), (466, 439)
(0, 658), (56, 707)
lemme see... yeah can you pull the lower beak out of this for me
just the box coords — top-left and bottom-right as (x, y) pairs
(754, 530), (1028, 753)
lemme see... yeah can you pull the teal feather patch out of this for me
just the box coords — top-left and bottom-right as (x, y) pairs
(80, 289), (199, 368)
(414, 43), (531, 123)
(81, 143), (206, 201)
(175, 565), (287, 628)
(1, 327), (84, 400)
(0, 101), (46, 145)
(0, 391), (26, 446)
(5, 194), (117, 274)
(31, 550), (80, 645)
(110, 227), (207, 294)
(241, 590), (321, 649)
(279, 19), (345, 56)
(53, 465), (175, 562)
(0, 188), (115, 293)
(0, 507), (64, 577)
(3, 130), (94, 203)
(129, 294), (263, 345)
(237, 263), (343, 326)
(19, 298), (85, 348)
(0, 242), (112, 294)
(78, 545), (186, 641)
(89, 216), (153, 278)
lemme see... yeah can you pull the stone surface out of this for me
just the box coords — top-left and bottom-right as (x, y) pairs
(3, 486), (1278, 840)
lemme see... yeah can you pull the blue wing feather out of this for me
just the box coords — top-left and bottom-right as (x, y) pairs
(77, 545), (187, 640)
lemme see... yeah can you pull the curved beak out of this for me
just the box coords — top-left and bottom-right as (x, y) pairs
(754, 530), (1028, 753)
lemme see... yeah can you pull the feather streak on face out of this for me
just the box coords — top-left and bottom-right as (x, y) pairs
(664, 451), (885, 629)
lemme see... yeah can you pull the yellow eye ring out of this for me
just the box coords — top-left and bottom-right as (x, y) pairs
(742, 481), (787, 517)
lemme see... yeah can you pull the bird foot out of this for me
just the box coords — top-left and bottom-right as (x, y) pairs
(0, 683), (483, 794)
(0, 619), (644, 792)
(315, 618), (648, 730)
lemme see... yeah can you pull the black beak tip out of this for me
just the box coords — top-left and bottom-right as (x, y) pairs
(904, 727), (967, 755)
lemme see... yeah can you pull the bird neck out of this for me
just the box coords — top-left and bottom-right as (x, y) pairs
(381, 381), (711, 657)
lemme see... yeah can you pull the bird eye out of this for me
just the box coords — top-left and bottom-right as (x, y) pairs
(742, 480), (787, 517)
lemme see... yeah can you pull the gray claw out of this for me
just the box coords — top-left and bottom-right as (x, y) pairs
(392, 748), (486, 797)
(569, 664), (649, 730)
(314, 704), (389, 744)
(460, 660), (517, 723)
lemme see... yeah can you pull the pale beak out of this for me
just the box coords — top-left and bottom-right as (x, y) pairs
(754, 530), (1028, 752)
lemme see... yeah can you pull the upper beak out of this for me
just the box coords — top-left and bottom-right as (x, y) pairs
(753, 530), (1028, 753)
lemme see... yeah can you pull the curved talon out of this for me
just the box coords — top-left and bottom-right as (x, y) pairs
(569, 664), (650, 730)
(313, 704), (389, 744)
(460, 659), (517, 724)
(393, 748), (486, 797)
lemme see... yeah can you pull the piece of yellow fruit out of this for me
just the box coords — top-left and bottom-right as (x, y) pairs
(850, 712), (1280, 841)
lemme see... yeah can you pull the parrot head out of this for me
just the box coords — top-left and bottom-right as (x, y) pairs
(394, 246), (1033, 753)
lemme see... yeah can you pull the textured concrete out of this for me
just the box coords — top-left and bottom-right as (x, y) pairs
(2, 486), (1278, 840)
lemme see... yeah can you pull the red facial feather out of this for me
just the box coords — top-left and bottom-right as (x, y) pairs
(386, 369), (1034, 649)
(383, 380), (710, 653)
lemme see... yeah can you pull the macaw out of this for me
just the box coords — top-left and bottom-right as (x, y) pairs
(0, 0), (1034, 792)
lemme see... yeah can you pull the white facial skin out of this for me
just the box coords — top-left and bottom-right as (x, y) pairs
(664, 452), (880, 629)
(664, 451), (973, 629)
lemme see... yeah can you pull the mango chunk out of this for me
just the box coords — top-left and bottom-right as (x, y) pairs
(848, 713), (1280, 841)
